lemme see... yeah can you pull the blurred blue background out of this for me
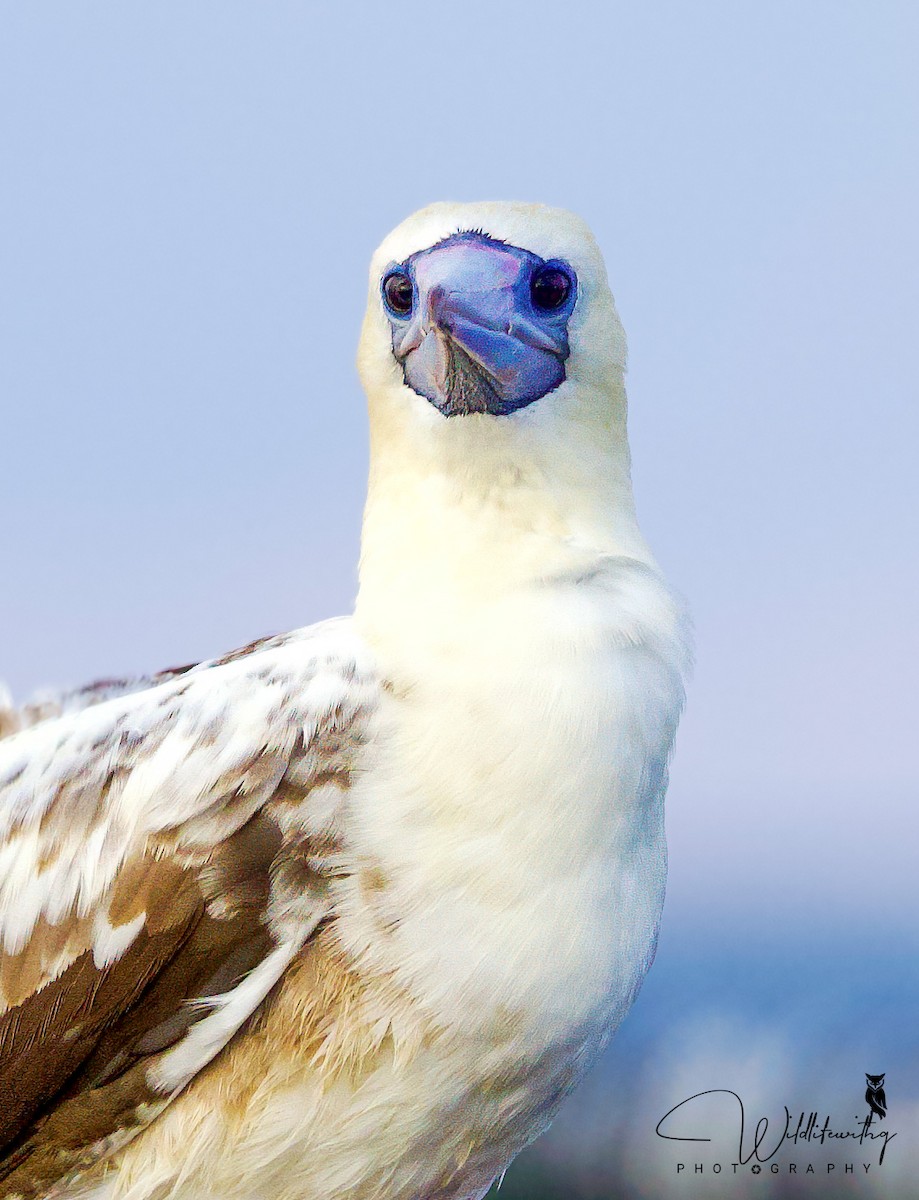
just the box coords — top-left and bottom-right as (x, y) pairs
(1, 3), (916, 1195)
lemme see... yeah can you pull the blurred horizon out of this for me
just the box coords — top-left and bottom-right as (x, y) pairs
(495, 913), (919, 1198)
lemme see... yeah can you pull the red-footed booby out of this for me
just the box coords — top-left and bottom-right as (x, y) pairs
(0, 202), (689, 1200)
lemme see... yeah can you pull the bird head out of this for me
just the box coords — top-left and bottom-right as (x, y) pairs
(359, 200), (626, 428)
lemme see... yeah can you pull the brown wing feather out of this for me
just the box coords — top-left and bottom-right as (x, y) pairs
(0, 809), (337, 1199)
(0, 845), (268, 1190)
(0, 625), (373, 1197)
(0, 907), (200, 1195)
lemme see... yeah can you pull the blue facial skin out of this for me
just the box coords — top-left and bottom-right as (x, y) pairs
(381, 232), (577, 418)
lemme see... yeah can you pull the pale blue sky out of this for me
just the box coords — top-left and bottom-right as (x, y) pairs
(2, 5), (917, 1194)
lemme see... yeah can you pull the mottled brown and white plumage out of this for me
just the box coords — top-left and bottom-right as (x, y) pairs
(0, 202), (689, 1200)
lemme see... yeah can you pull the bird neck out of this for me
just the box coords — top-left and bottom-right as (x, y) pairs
(354, 380), (653, 664)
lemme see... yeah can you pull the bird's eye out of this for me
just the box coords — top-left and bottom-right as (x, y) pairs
(530, 265), (572, 311)
(382, 271), (414, 316)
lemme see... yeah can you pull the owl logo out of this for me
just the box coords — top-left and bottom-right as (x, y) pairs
(865, 1073), (887, 1120)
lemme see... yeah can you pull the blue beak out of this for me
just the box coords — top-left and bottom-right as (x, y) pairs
(385, 233), (575, 417)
